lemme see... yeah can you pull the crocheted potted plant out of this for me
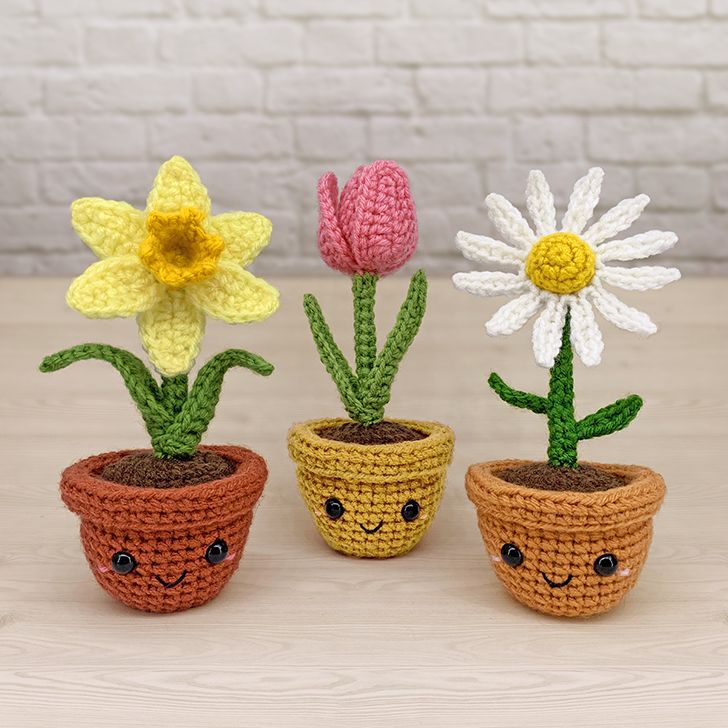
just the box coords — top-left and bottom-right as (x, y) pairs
(453, 168), (679, 617)
(40, 156), (279, 613)
(288, 160), (454, 559)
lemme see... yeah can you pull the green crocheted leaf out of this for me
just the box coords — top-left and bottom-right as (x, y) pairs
(39, 344), (170, 440)
(359, 270), (427, 424)
(303, 292), (366, 422)
(152, 349), (274, 458)
(576, 394), (643, 441)
(488, 372), (548, 414)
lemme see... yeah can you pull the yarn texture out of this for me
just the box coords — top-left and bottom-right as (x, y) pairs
(61, 446), (267, 613)
(289, 419), (454, 558)
(466, 460), (665, 617)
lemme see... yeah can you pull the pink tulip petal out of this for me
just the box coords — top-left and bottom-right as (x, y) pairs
(317, 172), (357, 275)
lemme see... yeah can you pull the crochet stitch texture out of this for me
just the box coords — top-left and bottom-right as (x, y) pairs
(466, 460), (665, 617)
(289, 419), (453, 558)
(61, 446), (266, 613)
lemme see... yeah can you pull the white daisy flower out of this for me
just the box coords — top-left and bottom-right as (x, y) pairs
(452, 168), (680, 368)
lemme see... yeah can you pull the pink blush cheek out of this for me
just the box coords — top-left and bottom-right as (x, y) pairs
(96, 563), (110, 573)
(617, 567), (631, 577)
(224, 551), (237, 562)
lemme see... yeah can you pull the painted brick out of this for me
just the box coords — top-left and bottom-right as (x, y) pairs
(515, 116), (584, 162)
(707, 71), (728, 108)
(39, 0), (178, 16)
(605, 21), (728, 66)
(268, 68), (414, 113)
(713, 0), (728, 15)
(0, 21), (80, 65)
(378, 23), (523, 65)
(713, 166), (728, 210)
(639, 0), (707, 17)
(183, 0), (255, 16)
(407, 163), (483, 206)
(262, 0), (400, 18)
(0, 163), (37, 205)
(85, 25), (156, 65)
(410, 0), (480, 17)
(490, 69), (701, 111)
(76, 118), (147, 159)
(485, 0), (629, 17)
(415, 69), (486, 113)
(637, 167), (710, 210)
(294, 117), (367, 160)
(46, 74), (190, 114)
(41, 162), (152, 206)
(370, 118), (509, 160)
(589, 117), (728, 163)
(527, 23), (600, 65)
(193, 71), (264, 112)
(0, 118), (78, 160)
(149, 116), (294, 160)
(304, 23), (374, 65)
(0, 75), (42, 114)
(160, 23), (304, 66)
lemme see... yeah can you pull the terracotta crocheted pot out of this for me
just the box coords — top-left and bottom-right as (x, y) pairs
(465, 460), (665, 618)
(288, 418), (454, 558)
(60, 445), (267, 613)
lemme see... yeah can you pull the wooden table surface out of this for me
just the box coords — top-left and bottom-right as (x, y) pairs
(1, 276), (726, 728)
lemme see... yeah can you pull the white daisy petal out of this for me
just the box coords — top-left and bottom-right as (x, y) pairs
(485, 292), (542, 336)
(485, 193), (536, 249)
(455, 231), (525, 266)
(526, 170), (556, 236)
(452, 271), (529, 297)
(583, 194), (650, 246)
(597, 230), (678, 262)
(569, 296), (603, 367)
(532, 296), (568, 368)
(599, 265), (681, 291)
(561, 167), (604, 234)
(589, 284), (657, 335)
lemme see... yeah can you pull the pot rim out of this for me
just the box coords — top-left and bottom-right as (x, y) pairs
(60, 445), (267, 530)
(466, 459), (665, 532)
(288, 417), (454, 484)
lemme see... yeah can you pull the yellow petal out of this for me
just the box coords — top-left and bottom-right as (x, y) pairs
(187, 262), (279, 324)
(210, 211), (272, 266)
(66, 256), (160, 318)
(137, 291), (205, 377)
(71, 198), (145, 259)
(146, 156), (211, 216)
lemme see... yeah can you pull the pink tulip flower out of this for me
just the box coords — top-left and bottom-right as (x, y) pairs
(317, 160), (418, 277)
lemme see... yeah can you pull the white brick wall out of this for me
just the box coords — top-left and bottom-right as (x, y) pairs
(0, 0), (726, 275)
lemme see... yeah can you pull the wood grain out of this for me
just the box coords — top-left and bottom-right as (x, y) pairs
(0, 277), (727, 728)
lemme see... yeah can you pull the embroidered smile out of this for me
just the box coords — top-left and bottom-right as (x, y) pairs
(154, 570), (188, 589)
(541, 572), (573, 589)
(359, 521), (384, 534)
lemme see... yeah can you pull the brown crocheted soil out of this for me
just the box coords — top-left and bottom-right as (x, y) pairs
(496, 462), (628, 493)
(100, 451), (236, 488)
(316, 421), (428, 445)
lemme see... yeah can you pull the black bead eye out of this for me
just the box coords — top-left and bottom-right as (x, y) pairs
(324, 498), (344, 520)
(594, 553), (618, 577)
(401, 499), (420, 522)
(205, 539), (229, 565)
(500, 543), (524, 568)
(111, 551), (136, 575)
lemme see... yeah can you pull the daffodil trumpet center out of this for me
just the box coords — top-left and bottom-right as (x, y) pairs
(140, 207), (224, 289)
(525, 232), (596, 295)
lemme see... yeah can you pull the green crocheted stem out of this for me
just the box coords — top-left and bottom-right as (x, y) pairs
(352, 273), (378, 380)
(40, 344), (274, 460)
(303, 270), (428, 426)
(488, 310), (644, 469)
(546, 316), (579, 467)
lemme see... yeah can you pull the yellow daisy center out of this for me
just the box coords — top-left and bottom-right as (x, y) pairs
(139, 207), (224, 289)
(525, 232), (596, 294)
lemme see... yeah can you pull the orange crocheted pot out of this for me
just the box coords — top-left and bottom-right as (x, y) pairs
(289, 418), (454, 558)
(60, 445), (267, 613)
(465, 460), (665, 618)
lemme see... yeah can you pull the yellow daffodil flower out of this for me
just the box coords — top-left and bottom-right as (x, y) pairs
(66, 156), (279, 376)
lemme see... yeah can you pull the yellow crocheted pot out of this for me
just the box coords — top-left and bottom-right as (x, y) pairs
(465, 460), (665, 618)
(288, 418), (454, 558)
